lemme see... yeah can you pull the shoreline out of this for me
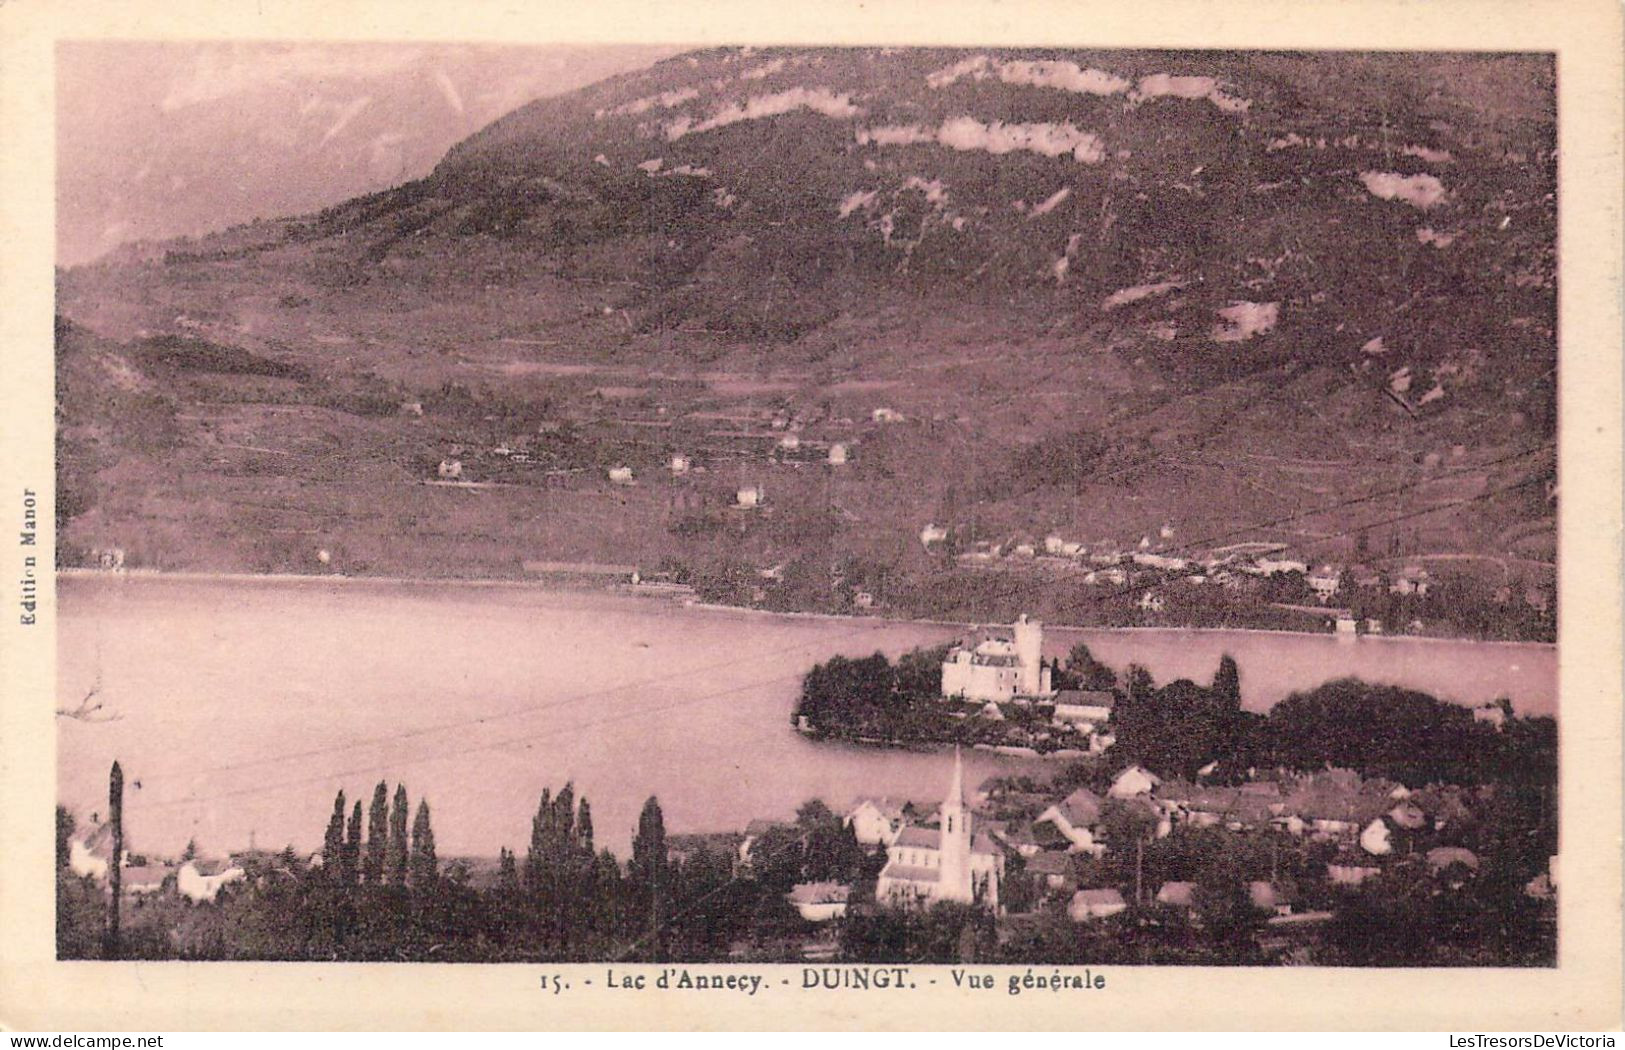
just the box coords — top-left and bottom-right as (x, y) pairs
(57, 567), (1558, 651)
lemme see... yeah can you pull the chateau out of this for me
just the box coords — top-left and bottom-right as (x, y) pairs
(874, 749), (1004, 909)
(940, 614), (1055, 702)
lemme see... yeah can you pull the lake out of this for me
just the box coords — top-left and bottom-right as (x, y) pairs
(56, 574), (1556, 858)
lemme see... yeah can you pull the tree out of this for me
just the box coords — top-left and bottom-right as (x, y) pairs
(364, 781), (389, 885)
(180, 837), (198, 863)
(387, 784), (410, 887)
(342, 800), (363, 887)
(323, 790), (347, 885)
(1212, 654), (1241, 711)
(630, 796), (669, 959)
(1066, 643), (1119, 692)
(409, 800), (437, 888)
(56, 806), (76, 870)
(497, 848), (519, 892)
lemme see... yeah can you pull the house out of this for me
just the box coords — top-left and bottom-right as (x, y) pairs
(1025, 851), (1077, 892)
(1050, 690), (1114, 732)
(1326, 849), (1382, 886)
(400, 401), (424, 417)
(827, 443), (849, 465)
(1280, 770), (1389, 838)
(1248, 881), (1296, 916)
(1158, 781), (1281, 831)
(1068, 888), (1128, 922)
(1391, 567), (1432, 596)
(177, 859), (245, 903)
(1387, 800), (1427, 830)
(1425, 847), (1480, 876)
(940, 615), (1054, 702)
(669, 454), (691, 475)
(1359, 818), (1393, 855)
(875, 749), (1004, 909)
(1033, 788), (1106, 855)
(853, 591), (876, 610)
(846, 797), (908, 847)
(1108, 765), (1161, 799)
(608, 465), (635, 485)
(121, 863), (176, 896)
(1307, 567), (1343, 601)
(919, 523), (949, 548)
(777, 434), (801, 451)
(736, 484), (765, 509)
(871, 407), (905, 424)
(1254, 557), (1309, 576)
(1334, 615), (1358, 636)
(1137, 591), (1165, 613)
(1155, 881), (1196, 908)
(787, 881), (851, 922)
(436, 459), (463, 480)
(1472, 702), (1509, 730)
(67, 829), (113, 881)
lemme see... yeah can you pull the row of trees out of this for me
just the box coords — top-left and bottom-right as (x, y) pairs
(321, 783), (437, 889)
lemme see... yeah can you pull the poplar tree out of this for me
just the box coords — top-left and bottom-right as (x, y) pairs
(1213, 654), (1242, 711)
(524, 787), (553, 894)
(497, 848), (519, 892)
(342, 800), (363, 886)
(630, 796), (669, 958)
(409, 800), (437, 888)
(323, 790), (347, 884)
(387, 784), (410, 887)
(364, 781), (389, 885)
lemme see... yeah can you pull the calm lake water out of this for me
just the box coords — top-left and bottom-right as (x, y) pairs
(57, 575), (1556, 858)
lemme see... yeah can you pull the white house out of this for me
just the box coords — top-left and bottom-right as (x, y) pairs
(436, 459), (463, 480)
(177, 859), (246, 903)
(1033, 788), (1106, 855)
(1051, 690), (1114, 733)
(846, 797), (908, 846)
(736, 484), (765, 509)
(669, 453), (691, 475)
(787, 881), (851, 922)
(940, 615), (1054, 702)
(871, 407), (905, 424)
(1137, 591), (1166, 613)
(1108, 765), (1161, 799)
(1254, 557), (1308, 576)
(1156, 881), (1196, 908)
(920, 523), (949, 548)
(875, 750), (1003, 909)
(1359, 818), (1393, 856)
(1068, 888), (1128, 922)
(608, 465), (635, 485)
(1308, 567), (1343, 601)
(828, 443), (849, 465)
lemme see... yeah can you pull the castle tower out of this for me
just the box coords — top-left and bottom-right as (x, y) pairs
(938, 746), (973, 903)
(1013, 614), (1044, 695)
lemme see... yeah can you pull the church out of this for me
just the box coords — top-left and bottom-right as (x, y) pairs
(874, 749), (1004, 910)
(940, 614), (1055, 702)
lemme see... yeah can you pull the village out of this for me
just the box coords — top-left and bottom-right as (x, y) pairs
(58, 615), (1556, 966)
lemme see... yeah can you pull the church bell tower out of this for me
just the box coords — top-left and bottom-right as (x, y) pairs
(939, 747), (973, 902)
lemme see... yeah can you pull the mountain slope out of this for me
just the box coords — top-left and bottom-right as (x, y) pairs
(55, 47), (1557, 634)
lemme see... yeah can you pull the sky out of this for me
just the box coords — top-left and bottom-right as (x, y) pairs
(56, 42), (677, 266)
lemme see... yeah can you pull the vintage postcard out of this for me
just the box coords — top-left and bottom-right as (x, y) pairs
(1, 0), (1620, 1032)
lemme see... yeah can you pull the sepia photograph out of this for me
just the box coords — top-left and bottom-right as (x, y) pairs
(1, 0), (1619, 1031)
(47, 36), (1571, 970)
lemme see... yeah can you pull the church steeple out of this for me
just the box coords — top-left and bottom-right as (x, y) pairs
(939, 746), (972, 902)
